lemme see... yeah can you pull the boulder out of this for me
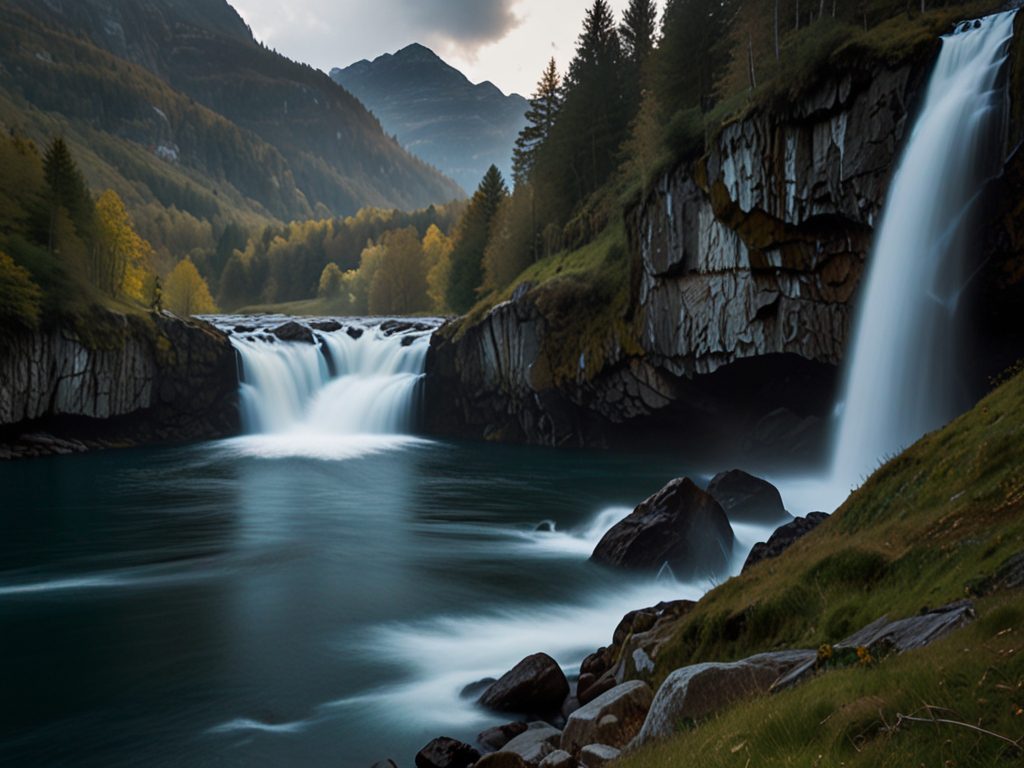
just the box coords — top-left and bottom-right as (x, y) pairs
(561, 681), (653, 753)
(706, 470), (790, 525)
(310, 320), (343, 333)
(478, 721), (530, 752)
(480, 654), (569, 716)
(634, 650), (815, 746)
(461, 677), (497, 700)
(578, 744), (620, 767)
(347, 327), (365, 339)
(590, 478), (734, 578)
(742, 512), (829, 572)
(499, 722), (562, 766)
(415, 737), (480, 768)
(370, 762), (398, 768)
(272, 321), (315, 344)
(538, 750), (575, 768)
(475, 753), (529, 768)
(577, 673), (616, 706)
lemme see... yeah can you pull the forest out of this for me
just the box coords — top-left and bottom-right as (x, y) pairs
(207, 0), (985, 319)
(1, 0), (990, 327)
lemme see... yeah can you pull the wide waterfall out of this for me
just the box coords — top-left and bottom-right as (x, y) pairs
(214, 318), (437, 439)
(831, 11), (1017, 488)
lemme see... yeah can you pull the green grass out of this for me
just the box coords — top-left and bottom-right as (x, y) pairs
(621, 594), (1024, 768)
(613, 367), (1024, 766)
(453, 222), (640, 388)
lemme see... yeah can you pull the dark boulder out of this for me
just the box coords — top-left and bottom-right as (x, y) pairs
(478, 721), (530, 752)
(347, 327), (365, 340)
(370, 761), (398, 768)
(480, 653), (569, 716)
(475, 753), (529, 768)
(272, 321), (315, 344)
(233, 324), (256, 334)
(461, 677), (497, 700)
(310, 320), (342, 333)
(415, 737), (480, 768)
(742, 512), (829, 572)
(706, 469), (789, 525)
(590, 478), (734, 578)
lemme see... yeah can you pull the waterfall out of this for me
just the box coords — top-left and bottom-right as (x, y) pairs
(831, 11), (1017, 488)
(219, 320), (436, 437)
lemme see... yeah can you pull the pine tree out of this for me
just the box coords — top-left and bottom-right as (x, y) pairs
(620, 0), (659, 70)
(446, 166), (508, 314)
(548, 0), (628, 208)
(512, 59), (562, 188)
(41, 137), (94, 252)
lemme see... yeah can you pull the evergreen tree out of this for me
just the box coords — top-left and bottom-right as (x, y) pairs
(620, 0), (659, 70)
(0, 250), (42, 329)
(512, 59), (562, 188)
(543, 0), (628, 212)
(446, 166), (508, 314)
(658, 0), (735, 116)
(41, 137), (94, 252)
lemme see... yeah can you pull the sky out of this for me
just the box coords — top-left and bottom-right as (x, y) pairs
(229, 0), (643, 96)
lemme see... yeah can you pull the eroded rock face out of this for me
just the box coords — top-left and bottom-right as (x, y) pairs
(590, 478), (734, 578)
(0, 310), (238, 454)
(423, 64), (930, 455)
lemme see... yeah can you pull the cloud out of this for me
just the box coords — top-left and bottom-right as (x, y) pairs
(405, 0), (521, 51)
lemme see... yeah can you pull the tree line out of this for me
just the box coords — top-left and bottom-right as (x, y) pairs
(0, 132), (216, 330)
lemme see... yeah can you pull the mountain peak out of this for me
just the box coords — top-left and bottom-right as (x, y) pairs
(393, 42), (440, 62)
(331, 47), (529, 194)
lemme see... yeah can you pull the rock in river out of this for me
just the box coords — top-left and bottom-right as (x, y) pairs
(706, 469), (790, 525)
(590, 478), (734, 578)
(271, 321), (315, 344)
(480, 654), (569, 716)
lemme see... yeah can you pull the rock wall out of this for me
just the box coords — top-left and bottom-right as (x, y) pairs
(635, 65), (921, 379)
(426, 61), (935, 457)
(0, 310), (238, 456)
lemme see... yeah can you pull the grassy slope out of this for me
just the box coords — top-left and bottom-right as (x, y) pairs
(618, 367), (1024, 767)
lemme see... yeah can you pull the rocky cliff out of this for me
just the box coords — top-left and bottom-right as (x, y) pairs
(0, 310), (238, 458)
(424, 45), (1024, 459)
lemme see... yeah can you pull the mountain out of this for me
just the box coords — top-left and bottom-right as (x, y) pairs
(0, 0), (462, 226)
(331, 44), (529, 194)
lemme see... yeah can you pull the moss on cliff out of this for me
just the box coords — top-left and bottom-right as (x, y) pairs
(456, 222), (643, 389)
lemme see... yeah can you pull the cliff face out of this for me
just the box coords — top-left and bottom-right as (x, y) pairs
(425, 60), (936, 458)
(0, 310), (238, 457)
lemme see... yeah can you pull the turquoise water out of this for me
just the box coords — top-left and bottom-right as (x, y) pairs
(0, 437), (744, 766)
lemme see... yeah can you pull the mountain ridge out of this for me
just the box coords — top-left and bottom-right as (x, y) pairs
(331, 43), (529, 193)
(1, 0), (462, 223)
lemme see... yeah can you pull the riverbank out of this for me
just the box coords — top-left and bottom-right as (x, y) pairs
(403, 363), (1024, 767)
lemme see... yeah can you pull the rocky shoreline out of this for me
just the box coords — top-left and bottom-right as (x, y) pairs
(391, 470), (990, 768)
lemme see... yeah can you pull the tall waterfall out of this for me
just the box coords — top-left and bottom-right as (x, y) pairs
(217, 319), (436, 438)
(831, 11), (1017, 487)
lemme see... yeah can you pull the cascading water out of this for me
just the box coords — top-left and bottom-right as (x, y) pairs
(214, 318), (437, 439)
(831, 11), (1017, 488)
